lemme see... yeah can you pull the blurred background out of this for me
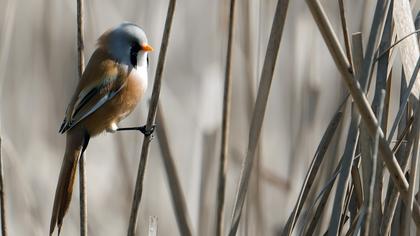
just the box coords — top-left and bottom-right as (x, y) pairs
(0, 0), (419, 235)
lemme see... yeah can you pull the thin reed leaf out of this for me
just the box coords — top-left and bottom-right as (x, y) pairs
(227, 0), (290, 235)
(381, 110), (420, 234)
(404, 106), (420, 234)
(216, 0), (236, 234)
(303, 158), (344, 236)
(242, 0), (265, 233)
(328, 104), (359, 236)
(351, 163), (363, 209)
(364, 91), (385, 236)
(282, 110), (343, 236)
(327, 31), (364, 236)
(307, 0), (420, 227)
(127, 0), (176, 235)
(367, 7), (394, 234)
(345, 208), (363, 236)
(387, 58), (420, 144)
(306, 0), (351, 77)
(337, 0), (352, 65)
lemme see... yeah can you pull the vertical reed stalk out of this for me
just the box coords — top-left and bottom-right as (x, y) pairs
(307, 0), (420, 227)
(337, 0), (352, 66)
(76, 0), (86, 235)
(364, 91), (385, 236)
(326, 32), (363, 236)
(79, 152), (87, 236)
(0, 137), (6, 236)
(216, 0), (236, 235)
(127, 0), (176, 235)
(405, 115), (420, 233)
(227, 0), (290, 235)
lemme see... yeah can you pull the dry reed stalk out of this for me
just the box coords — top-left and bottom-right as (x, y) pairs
(0, 138), (6, 236)
(155, 104), (192, 236)
(381, 60), (420, 227)
(381, 110), (420, 234)
(364, 91), (385, 236)
(327, 32), (363, 236)
(216, 0), (236, 234)
(328, 106), (359, 236)
(337, 0), (352, 66)
(405, 113), (420, 234)
(345, 208), (363, 236)
(305, 0), (350, 76)
(76, 0), (87, 235)
(227, 0), (290, 235)
(367, 6), (394, 234)
(242, 0), (264, 233)
(351, 162), (363, 209)
(79, 153), (87, 236)
(77, 0), (84, 80)
(387, 58), (420, 144)
(358, 4), (390, 224)
(282, 110), (343, 236)
(303, 158), (343, 235)
(307, 0), (420, 227)
(127, 0), (176, 234)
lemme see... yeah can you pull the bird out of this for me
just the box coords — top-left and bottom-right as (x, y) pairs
(49, 22), (154, 235)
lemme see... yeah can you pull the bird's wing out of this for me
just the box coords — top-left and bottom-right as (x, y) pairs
(59, 49), (128, 133)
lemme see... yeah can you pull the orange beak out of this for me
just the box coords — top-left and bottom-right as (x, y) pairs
(142, 43), (154, 52)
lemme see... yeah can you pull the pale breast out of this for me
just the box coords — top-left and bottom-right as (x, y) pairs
(116, 64), (148, 119)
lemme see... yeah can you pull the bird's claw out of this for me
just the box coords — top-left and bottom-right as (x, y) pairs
(138, 124), (156, 137)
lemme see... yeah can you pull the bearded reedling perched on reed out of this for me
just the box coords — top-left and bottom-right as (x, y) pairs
(49, 22), (154, 235)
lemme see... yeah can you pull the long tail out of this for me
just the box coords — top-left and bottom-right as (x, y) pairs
(50, 128), (89, 235)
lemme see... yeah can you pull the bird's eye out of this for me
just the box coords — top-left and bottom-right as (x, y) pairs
(131, 42), (141, 52)
(130, 42), (140, 67)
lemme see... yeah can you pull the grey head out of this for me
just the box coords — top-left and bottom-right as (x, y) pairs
(100, 22), (153, 68)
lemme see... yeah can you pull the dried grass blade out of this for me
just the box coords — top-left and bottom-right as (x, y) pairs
(216, 0), (236, 234)
(327, 31), (364, 236)
(364, 91), (385, 236)
(282, 110), (343, 236)
(227, 0), (290, 235)
(303, 158), (343, 236)
(381, 110), (420, 234)
(306, 0), (420, 227)
(76, 0), (87, 234)
(387, 58), (420, 143)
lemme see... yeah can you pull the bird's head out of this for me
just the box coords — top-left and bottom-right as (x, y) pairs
(99, 22), (153, 68)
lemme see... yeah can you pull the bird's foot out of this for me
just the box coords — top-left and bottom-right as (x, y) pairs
(117, 124), (156, 137)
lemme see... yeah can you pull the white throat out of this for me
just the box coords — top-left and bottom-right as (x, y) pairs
(135, 52), (148, 90)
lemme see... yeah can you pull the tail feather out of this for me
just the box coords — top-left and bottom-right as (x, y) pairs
(50, 129), (87, 235)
